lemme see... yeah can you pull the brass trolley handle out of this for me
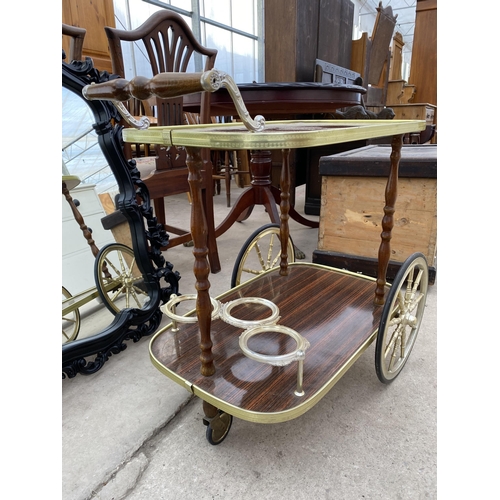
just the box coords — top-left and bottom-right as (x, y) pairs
(82, 69), (266, 132)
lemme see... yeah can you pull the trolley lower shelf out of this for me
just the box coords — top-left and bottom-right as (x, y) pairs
(150, 262), (387, 423)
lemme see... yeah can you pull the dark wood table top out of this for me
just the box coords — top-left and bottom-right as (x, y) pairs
(183, 81), (367, 116)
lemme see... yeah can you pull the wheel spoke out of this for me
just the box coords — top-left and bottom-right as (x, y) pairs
(388, 333), (402, 372)
(129, 255), (137, 271)
(388, 293), (404, 326)
(405, 267), (415, 292)
(109, 284), (126, 303)
(102, 277), (122, 291)
(384, 322), (403, 360)
(131, 283), (149, 295)
(400, 325), (407, 359)
(270, 251), (281, 268)
(241, 267), (262, 276)
(266, 234), (276, 266)
(117, 251), (128, 273)
(412, 268), (424, 294)
(128, 287), (144, 308)
(103, 258), (121, 276)
(388, 316), (402, 327)
(254, 243), (266, 269)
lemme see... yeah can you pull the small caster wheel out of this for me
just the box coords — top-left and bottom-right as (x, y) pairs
(203, 411), (233, 445)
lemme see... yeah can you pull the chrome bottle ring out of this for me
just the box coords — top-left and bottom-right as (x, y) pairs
(162, 294), (220, 323)
(239, 324), (310, 367)
(220, 297), (280, 329)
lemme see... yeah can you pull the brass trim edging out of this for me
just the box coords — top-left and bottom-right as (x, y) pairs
(123, 119), (426, 150)
(149, 328), (378, 423)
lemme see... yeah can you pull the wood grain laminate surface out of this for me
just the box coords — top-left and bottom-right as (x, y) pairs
(150, 263), (386, 421)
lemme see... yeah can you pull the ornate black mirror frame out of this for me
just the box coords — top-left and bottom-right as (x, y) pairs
(62, 58), (180, 378)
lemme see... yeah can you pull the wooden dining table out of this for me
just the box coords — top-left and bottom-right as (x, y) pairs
(183, 82), (367, 236)
(183, 81), (366, 117)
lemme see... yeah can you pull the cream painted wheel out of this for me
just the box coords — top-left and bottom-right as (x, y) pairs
(94, 243), (149, 314)
(375, 253), (429, 383)
(62, 286), (80, 344)
(231, 224), (295, 287)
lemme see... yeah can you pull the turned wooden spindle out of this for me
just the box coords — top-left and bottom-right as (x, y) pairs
(62, 181), (100, 259)
(62, 181), (112, 279)
(279, 148), (292, 276)
(249, 149), (273, 187)
(186, 146), (215, 376)
(374, 133), (403, 305)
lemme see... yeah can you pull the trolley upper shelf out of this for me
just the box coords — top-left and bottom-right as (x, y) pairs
(121, 119), (426, 151)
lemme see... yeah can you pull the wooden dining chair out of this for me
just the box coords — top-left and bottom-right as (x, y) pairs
(104, 10), (221, 272)
(212, 148), (250, 207)
(62, 23), (86, 62)
(185, 113), (250, 207)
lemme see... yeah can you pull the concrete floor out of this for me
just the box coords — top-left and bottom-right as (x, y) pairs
(62, 184), (437, 500)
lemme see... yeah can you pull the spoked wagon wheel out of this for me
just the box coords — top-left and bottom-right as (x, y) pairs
(204, 411), (233, 445)
(375, 253), (429, 383)
(231, 223), (295, 288)
(62, 286), (80, 344)
(94, 243), (150, 314)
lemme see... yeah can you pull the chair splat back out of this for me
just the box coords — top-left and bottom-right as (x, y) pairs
(105, 10), (217, 126)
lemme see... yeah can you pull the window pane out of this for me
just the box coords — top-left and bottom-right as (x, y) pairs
(232, 34), (256, 82)
(231, 0), (256, 35)
(169, 0), (191, 9)
(204, 23), (232, 75)
(202, 0), (231, 25)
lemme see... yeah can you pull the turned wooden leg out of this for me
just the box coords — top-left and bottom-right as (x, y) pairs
(279, 148), (291, 276)
(374, 134), (403, 305)
(153, 197), (166, 228)
(63, 181), (112, 279)
(202, 400), (219, 419)
(186, 147), (215, 376)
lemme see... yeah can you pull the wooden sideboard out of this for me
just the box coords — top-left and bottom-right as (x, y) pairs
(390, 103), (436, 124)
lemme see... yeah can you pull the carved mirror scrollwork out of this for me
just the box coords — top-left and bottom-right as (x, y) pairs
(62, 57), (180, 378)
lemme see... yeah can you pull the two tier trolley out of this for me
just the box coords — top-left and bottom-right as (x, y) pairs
(84, 70), (429, 445)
